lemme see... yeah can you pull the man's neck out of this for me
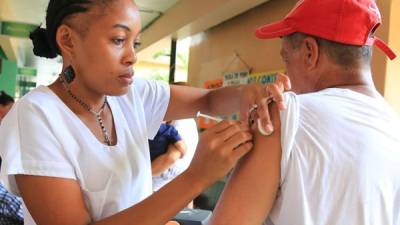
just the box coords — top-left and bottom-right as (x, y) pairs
(313, 65), (380, 98)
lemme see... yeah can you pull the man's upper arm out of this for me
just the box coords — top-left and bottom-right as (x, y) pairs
(209, 103), (282, 225)
(15, 175), (91, 225)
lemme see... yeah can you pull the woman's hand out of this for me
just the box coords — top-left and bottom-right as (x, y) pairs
(186, 120), (253, 187)
(240, 73), (291, 134)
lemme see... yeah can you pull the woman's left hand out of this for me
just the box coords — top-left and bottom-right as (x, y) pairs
(240, 73), (291, 134)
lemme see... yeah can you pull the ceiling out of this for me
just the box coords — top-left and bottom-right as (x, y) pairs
(0, 0), (180, 65)
(0, 0), (179, 30)
(136, 0), (179, 31)
(0, 0), (271, 69)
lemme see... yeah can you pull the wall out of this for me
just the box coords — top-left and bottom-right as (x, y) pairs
(188, 0), (293, 88)
(383, 0), (400, 114)
(0, 58), (17, 97)
(188, 0), (399, 113)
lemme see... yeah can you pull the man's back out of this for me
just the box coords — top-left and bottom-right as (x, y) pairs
(267, 88), (400, 225)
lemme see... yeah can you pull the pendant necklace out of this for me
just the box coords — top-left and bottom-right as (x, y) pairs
(59, 76), (112, 146)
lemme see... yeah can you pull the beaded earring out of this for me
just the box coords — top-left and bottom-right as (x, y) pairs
(63, 65), (76, 83)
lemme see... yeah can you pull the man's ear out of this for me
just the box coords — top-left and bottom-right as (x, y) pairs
(301, 37), (319, 70)
(55, 24), (76, 58)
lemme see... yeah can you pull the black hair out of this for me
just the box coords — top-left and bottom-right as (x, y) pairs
(285, 33), (372, 68)
(0, 91), (14, 106)
(30, 0), (115, 59)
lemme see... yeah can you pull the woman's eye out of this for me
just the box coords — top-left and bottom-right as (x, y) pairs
(112, 38), (125, 46)
(134, 41), (141, 50)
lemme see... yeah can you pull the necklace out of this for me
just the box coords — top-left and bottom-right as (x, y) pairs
(59, 76), (113, 146)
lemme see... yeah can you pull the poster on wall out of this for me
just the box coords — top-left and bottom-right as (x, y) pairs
(248, 70), (283, 84)
(198, 69), (284, 129)
(198, 79), (223, 130)
(223, 70), (249, 87)
(204, 79), (223, 89)
(222, 71), (249, 122)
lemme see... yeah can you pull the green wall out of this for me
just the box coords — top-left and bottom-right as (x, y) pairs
(0, 59), (17, 97)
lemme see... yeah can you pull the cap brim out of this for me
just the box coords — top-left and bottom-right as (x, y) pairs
(255, 20), (296, 39)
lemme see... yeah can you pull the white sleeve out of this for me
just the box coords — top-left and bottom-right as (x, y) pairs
(0, 99), (75, 195)
(279, 92), (300, 185)
(133, 78), (170, 139)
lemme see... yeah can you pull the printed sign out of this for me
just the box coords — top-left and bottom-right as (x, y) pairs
(198, 79), (223, 129)
(18, 67), (37, 76)
(204, 79), (223, 89)
(199, 69), (284, 129)
(248, 70), (283, 84)
(1, 21), (38, 38)
(223, 71), (249, 87)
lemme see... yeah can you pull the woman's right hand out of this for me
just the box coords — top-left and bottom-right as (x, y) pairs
(186, 120), (253, 187)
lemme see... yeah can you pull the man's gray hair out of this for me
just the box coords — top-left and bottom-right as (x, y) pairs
(285, 33), (372, 68)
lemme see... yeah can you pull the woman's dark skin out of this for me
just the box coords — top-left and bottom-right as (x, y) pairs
(15, 1), (290, 225)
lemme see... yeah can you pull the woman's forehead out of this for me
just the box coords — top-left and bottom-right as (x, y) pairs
(85, 1), (141, 32)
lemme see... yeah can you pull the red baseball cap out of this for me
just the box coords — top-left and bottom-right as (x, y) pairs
(255, 0), (397, 60)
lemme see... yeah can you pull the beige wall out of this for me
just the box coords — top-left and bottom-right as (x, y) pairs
(188, 0), (295, 87)
(188, 0), (400, 113)
(383, 0), (400, 114)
